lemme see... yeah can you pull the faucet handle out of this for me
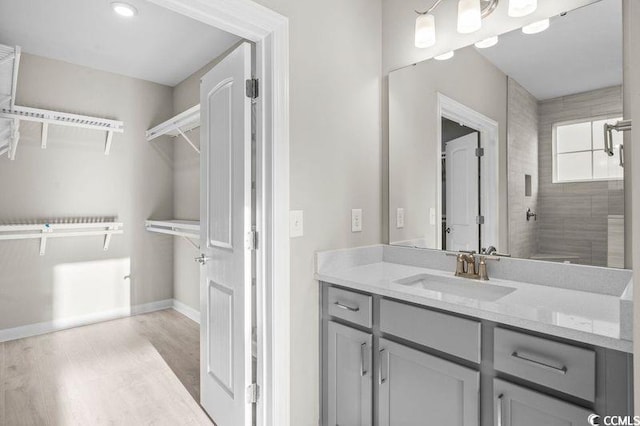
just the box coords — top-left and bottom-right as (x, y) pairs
(477, 255), (500, 280)
(455, 253), (466, 276)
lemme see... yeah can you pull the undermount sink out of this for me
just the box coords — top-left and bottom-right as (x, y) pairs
(394, 273), (516, 302)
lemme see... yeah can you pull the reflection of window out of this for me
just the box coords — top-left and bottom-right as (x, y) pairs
(553, 116), (624, 183)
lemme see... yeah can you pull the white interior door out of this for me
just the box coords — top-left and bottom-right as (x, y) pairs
(445, 133), (479, 251)
(199, 42), (253, 426)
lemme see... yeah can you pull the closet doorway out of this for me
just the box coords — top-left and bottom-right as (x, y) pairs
(0, 1), (289, 425)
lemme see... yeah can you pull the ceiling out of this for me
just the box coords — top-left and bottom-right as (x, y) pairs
(0, 0), (241, 87)
(476, 0), (622, 100)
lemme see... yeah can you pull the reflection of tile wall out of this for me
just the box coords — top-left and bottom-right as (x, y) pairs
(507, 78), (539, 259)
(537, 86), (623, 266)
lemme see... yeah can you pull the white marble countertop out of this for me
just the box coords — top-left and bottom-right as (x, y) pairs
(316, 248), (632, 353)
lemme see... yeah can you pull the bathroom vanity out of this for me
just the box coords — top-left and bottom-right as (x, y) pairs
(317, 245), (633, 426)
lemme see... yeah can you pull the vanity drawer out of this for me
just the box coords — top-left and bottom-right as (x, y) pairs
(327, 287), (372, 328)
(494, 328), (596, 402)
(379, 299), (481, 363)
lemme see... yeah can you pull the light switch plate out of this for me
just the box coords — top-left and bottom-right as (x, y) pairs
(429, 208), (436, 225)
(396, 208), (405, 228)
(290, 210), (304, 238)
(351, 209), (362, 233)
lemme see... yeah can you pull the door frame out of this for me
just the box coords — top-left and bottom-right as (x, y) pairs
(147, 1), (290, 426)
(436, 93), (499, 251)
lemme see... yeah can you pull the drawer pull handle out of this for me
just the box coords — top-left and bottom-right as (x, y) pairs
(360, 342), (368, 376)
(497, 393), (504, 426)
(379, 349), (388, 384)
(511, 351), (567, 375)
(334, 301), (360, 312)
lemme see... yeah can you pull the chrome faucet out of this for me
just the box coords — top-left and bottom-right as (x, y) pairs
(453, 251), (500, 281)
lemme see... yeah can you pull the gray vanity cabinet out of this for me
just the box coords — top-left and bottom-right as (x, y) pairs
(321, 283), (632, 426)
(378, 338), (479, 426)
(326, 321), (373, 426)
(493, 379), (594, 426)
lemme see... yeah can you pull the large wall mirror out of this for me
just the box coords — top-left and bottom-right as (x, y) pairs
(389, 0), (626, 267)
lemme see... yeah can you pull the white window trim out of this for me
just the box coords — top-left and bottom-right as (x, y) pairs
(552, 114), (624, 184)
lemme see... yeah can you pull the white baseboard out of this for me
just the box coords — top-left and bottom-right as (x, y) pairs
(0, 299), (174, 343)
(172, 299), (201, 324)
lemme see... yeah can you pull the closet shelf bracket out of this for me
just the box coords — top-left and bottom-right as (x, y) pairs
(145, 220), (200, 250)
(0, 221), (124, 256)
(146, 105), (200, 154)
(0, 106), (124, 159)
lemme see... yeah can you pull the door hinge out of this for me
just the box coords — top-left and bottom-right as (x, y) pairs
(245, 79), (259, 99)
(246, 383), (260, 404)
(475, 147), (485, 157)
(248, 230), (258, 251)
(476, 215), (485, 225)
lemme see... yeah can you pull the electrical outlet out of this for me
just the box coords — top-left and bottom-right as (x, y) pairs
(289, 210), (303, 238)
(429, 208), (436, 225)
(396, 208), (405, 228)
(351, 209), (362, 232)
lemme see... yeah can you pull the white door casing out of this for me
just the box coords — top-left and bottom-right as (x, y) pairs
(199, 42), (253, 426)
(445, 133), (479, 251)
(436, 93), (499, 252)
(146, 2), (290, 425)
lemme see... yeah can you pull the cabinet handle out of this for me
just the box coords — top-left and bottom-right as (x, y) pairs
(360, 343), (367, 376)
(497, 393), (504, 426)
(379, 349), (388, 384)
(334, 301), (360, 312)
(511, 351), (567, 375)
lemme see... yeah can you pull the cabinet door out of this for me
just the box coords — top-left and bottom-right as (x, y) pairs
(378, 338), (479, 426)
(493, 379), (595, 426)
(327, 321), (372, 426)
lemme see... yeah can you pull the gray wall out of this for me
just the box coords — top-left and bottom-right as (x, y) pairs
(507, 78), (539, 259)
(537, 86), (624, 266)
(253, 0), (384, 424)
(0, 53), (175, 329)
(388, 46), (508, 250)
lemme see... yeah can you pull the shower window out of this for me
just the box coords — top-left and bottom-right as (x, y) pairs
(552, 116), (624, 183)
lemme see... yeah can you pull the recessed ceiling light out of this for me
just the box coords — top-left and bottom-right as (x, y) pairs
(475, 36), (499, 49)
(111, 2), (138, 18)
(522, 18), (549, 34)
(434, 51), (455, 61)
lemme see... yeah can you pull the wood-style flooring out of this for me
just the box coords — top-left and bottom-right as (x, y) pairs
(0, 309), (212, 425)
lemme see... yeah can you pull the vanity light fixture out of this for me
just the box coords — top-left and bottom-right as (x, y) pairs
(415, 0), (499, 48)
(111, 2), (138, 17)
(415, 13), (437, 48)
(435, 50), (455, 60)
(475, 35), (499, 48)
(508, 0), (537, 17)
(457, 0), (482, 34)
(522, 18), (549, 34)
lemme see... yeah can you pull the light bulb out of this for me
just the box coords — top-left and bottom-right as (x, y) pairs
(508, 0), (537, 17)
(415, 14), (436, 48)
(475, 36), (499, 48)
(457, 0), (482, 34)
(522, 18), (549, 34)
(434, 51), (455, 61)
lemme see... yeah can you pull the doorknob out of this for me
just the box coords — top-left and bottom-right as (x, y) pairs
(195, 254), (211, 265)
(445, 227), (452, 234)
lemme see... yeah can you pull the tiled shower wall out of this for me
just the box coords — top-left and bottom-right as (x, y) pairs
(507, 78), (539, 259)
(537, 85), (624, 266)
